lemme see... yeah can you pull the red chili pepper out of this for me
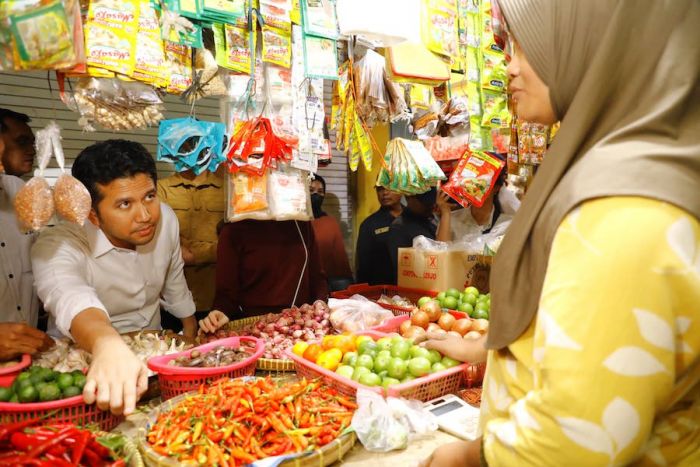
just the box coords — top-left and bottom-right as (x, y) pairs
(27, 427), (76, 459)
(70, 430), (90, 466)
(0, 417), (46, 441)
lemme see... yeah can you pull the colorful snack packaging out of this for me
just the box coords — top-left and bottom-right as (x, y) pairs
(420, 0), (458, 59)
(442, 150), (505, 208)
(262, 26), (292, 68)
(260, 0), (292, 32)
(214, 23), (255, 74)
(164, 42), (192, 94)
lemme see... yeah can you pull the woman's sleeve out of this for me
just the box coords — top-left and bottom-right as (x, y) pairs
(212, 224), (240, 316)
(483, 198), (699, 466)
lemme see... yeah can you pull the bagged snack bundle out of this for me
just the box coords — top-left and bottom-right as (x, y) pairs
(267, 165), (311, 220)
(164, 41), (193, 94)
(260, 0), (293, 33)
(213, 22), (256, 74)
(377, 138), (446, 195)
(67, 77), (164, 131)
(420, 0), (458, 59)
(226, 171), (273, 222)
(84, 0), (139, 77)
(442, 150), (505, 208)
(45, 122), (91, 225)
(226, 117), (295, 176)
(158, 117), (228, 175)
(352, 49), (408, 126)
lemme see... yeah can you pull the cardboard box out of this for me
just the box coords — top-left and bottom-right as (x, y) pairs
(397, 248), (492, 293)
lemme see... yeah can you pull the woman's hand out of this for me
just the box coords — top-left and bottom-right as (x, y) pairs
(198, 310), (229, 334)
(416, 332), (488, 364)
(436, 189), (453, 215)
(419, 440), (480, 467)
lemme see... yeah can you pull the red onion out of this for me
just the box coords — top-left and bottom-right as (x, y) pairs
(320, 319), (329, 328)
(291, 324), (301, 331)
(304, 319), (315, 328)
(292, 330), (303, 339)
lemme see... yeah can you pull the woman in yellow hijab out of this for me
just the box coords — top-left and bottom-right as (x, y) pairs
(420, 0), (700, 465)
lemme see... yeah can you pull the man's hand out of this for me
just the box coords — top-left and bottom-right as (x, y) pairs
(436, 189), (453, 215)
(181, 244), (196, 266)
(83, 334), (148, 416)
(419, 440), (480, 467)
(416, 332), (488, 364)
(0, 323), (53, 361)
(198, 310), (229, 334)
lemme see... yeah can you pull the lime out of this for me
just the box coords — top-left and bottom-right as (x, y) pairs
(29, 366), (43, 374)
(446, 288), (461, 299)
(72, 374), (87, 390)
(335, 365), (355, 379)
(56, 373), (74, 391)
(443, 296), (458, 310)
(459, 302), (474, 315)
(9, 394), (18, 403)
(382, 377), (401, 388)
(62, 386), (82, 398)
(417, 297), (432, 307)
(17, 378), (33, 391)
(18, 385), (38, 403)
(436, 292), (446, 302)
(464, 286), (480, 296)
(16, 372), (31, 383)
(71, 369), (84, 377)
(29, 374), (44, 386)
(35, 382), (48, 392)
(0, 387), (13, 402)
(39, 384), (61, 402)
(45, 371), (59, 382)
(473, 309), (489, 320)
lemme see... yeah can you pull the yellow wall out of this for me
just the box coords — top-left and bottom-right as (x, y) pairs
(351, 123), (390, 247)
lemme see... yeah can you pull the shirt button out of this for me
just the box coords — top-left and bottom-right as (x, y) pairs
(8, 274), (13, 279)
(0, 242), (5, 247)
(16, 305), (21, 311)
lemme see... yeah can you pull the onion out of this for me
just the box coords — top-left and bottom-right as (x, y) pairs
(431, 329), (447, 338)
(320, 319), (329, 328)
(399, 319), (412, 335)
(404, 326), (426, 340)
(292, 330), (303, 339)
(451, 319), (472, 336)
(291, 324), (302, 331)
(472, 319), (489, 333)
(411, 310), (430, 329)
(464, 331), (481, 340)
(438, 313), (456, 331)
(447, 331), (463, 339)
(420, 300), (442, 322)
(304, 319), (315, 328)
(322, 312), (330, 320)
(295, 318), (304, 326)
(426, 323), (442, 333)
(260, 332), (269, 339)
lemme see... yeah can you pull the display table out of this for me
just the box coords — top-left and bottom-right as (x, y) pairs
(115, 397), (461, 466)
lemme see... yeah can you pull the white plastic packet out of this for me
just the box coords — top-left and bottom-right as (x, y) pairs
(328, 296), (394, 333)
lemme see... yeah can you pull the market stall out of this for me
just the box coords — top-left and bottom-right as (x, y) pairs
(0, 0), (513, 465)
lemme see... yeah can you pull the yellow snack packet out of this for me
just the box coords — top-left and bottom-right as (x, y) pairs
(164, 42), (192, 94)
(262, 26), (291, 68)
(85, 22), (136, 76)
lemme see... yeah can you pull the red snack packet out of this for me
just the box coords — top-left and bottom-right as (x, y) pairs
(442, 150), (505, 208)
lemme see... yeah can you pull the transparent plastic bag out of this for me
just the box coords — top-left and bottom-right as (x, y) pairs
(412, 235), (449, 251)
(351, 389), (438, 452)
(327, 296), (394, 333)
(225, 171), (274, 222)
(267, 166), (312, 221)
(14, 177), (54, 233)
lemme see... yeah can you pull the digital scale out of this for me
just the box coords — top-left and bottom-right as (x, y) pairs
(424, 394), (481, 440)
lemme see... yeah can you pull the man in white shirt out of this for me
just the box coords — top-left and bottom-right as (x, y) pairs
(0, 109), (52, 361)
(32, 139), (197, 415)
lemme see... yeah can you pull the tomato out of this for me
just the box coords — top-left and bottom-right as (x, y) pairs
(358, 340), (378, 355)
(376, 337), (393, 352)
(322, 335), (339, 350)
(409, 345), (430, 359)
(441, 356), (460, 368)
(387, 357), (408, 380)
(431, 362), (447, 373)
(381, 377), (401, 388)
(335, 365), (355, 379)
(352, 366), (371, 381)
(317, 349), (343, 371)
(355, 335), (373, 348)
(358, 372), (381, 387)
(356, 355), (374, 371)
(426, 349), (442, 365)
(408, 357), (432, 377)
(342, 351), (358, 367)
(292, 341), (309, 357)
(303, 344), (323, 363)
(390, 340), (411, 360)
(373, 354), (391, 373)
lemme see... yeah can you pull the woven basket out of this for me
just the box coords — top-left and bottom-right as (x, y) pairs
(225, 317), (296, 373)
(95, 430), (145, 467)
(137, 388), (356, 467)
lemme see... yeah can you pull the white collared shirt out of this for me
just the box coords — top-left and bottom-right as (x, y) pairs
(0, 174), (39, 325)
(31, 203), (195, 338)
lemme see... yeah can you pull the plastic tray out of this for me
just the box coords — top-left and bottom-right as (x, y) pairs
(372, 313), (487, 388)
(286, 330), (472, 402)
(0, 353), (31, 387)
(0, 395), (123, 431)
(331, 284), (438, 316)
(147, 336), (264, 400)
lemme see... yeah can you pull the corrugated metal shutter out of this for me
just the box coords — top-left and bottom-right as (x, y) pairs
(0, 70), (353, 268)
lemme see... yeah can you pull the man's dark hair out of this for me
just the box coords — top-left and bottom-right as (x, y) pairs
(0, 108), (31, 132)
(72, 139), (157, 207)
(311, 174), (326, 193)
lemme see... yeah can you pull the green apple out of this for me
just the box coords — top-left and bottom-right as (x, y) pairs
(426, 349), (442, 365)
(387, 357), (408, 380)
(359, 372), (382, 387)
(342, 352), (358, 367)
(335, 365), (355, 379)
(441, 356), (461, 369)
(352, 366), (371, 381)
(356, 354), (374, 370)
(408, 357), (432, 377)
(390, 340), (411, 360)
(376, 337), (393, 352)
(374, 354), (392, 373)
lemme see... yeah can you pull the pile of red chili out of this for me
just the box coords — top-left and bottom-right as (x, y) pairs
(147, 377), (357, 466)
(0, 418), (124, 467)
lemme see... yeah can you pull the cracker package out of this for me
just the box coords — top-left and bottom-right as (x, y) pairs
(442, 150), (505, 208)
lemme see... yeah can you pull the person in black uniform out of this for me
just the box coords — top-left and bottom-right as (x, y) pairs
(386, 187), (438, 285)
(355, 186), (403, 285)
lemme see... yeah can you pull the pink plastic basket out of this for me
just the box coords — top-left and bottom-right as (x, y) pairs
(0, 395), (123, 431)
(371, 314), (487, 388)
(0, 353), (31, 387)
(331, 284), (438, 316)
(147, 336), (264, 400)
(286, 330), (473, 402)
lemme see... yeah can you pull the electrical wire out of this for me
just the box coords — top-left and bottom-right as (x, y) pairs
(291, 220), (309, 308)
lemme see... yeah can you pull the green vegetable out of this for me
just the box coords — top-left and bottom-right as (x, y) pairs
(39, 383), (61, 402)
(72, 374), (87, 390)
(18, 385), (38, 403)
(62, 386), (82, 398)
(0, 386), (13, 402)
(56, 373), (74, 390)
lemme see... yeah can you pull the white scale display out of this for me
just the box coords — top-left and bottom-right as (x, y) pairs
(424, 394), (481, 440)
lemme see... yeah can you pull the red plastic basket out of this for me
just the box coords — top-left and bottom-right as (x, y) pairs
(332, 284), (453, 316)
(0, 353), (31, 387)
(371, 314), (487, 388)
(147, 336), (264, 400)
(0, 395), (124, 431)
(286, 330), (473, 402)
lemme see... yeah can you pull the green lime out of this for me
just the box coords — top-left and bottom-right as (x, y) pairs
(72, 374), (87, 390)
(35, 382), (48, 392)
(18, 385), (38, 403)
(56, 373), (74, 391)
(9, 394), (18, 403)
(473, 309), (489, 320)
(39, 384), (61, 402)
(17, 378), (33, 391)
(44, 371), (59, 382)
(29, 373), (44, 386)
(443, 296), (458, 310)
(446, 288), (461, 299)
(62, 386), (82, 398)
(0, 387), (12, 402)
(16, 372), (31, 383)
(29, 366), (43, 374)
(71, 369), (84, 377)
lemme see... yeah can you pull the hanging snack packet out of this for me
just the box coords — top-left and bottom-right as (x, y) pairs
(214, 23), (255, 74)
(480, 90), (510, 129)
(164, 42), (192, 94)
(420, 0), (458, 59)
(442, 150), (505, 208)
(262, 26), (292, 68)
(260, 0), (292, 32)
(226, 171), (274, 222)
(268, 165), (312, 221)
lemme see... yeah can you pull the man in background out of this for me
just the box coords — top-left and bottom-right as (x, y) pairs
(0, 108), (51, 361)
(355, 185), (403, 285)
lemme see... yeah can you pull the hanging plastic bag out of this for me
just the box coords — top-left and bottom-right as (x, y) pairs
(47, 122), (91, 225)
(351, 389), (438, 452)
(267, 165), (312, 221)
(442, 151), (505, 208)
(328, 296), (394, 333)
(225, 171), (274, 222)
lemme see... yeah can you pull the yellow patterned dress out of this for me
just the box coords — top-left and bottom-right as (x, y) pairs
(481, 197), (700, 466)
